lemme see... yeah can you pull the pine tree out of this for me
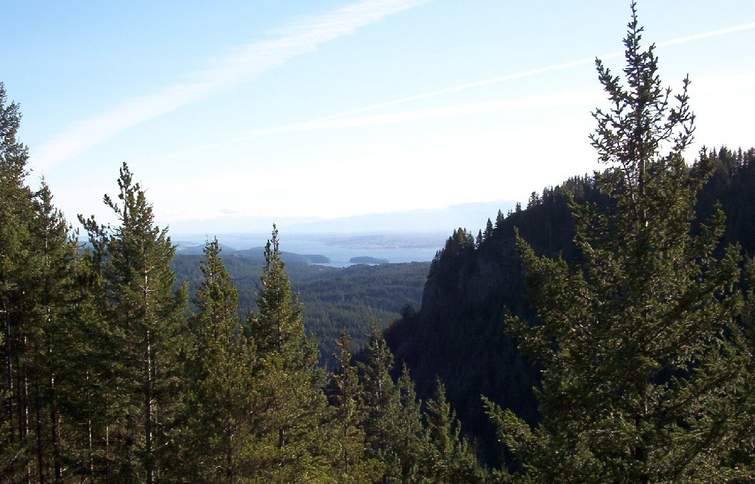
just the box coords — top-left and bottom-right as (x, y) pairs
(77, 206), (126, 480)
(359, 330), (426, 481)
(483, 218), (494, 241)
(0, 81), (36, 483)
(25, 183), (81, 481)
(359, 328), (399, 478)
(1, 84), (97, 482)
(487, 3), (753, 481)
(250, 225), (307, 357)
(495, 209), (505, 233)
(734, 258), (755, 470)
(176, 239), (256, 482)
(80, 163), (187, 482)
(423, 380), (486, 482)
(245, 225), (337, 481)
(328, 332), (381, 481)
(395, 365), (425, 480)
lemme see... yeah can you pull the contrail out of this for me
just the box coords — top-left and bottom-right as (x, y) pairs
(138, 18), (755, 162)
(33, 0), (429, 171)
(307, 20), (755, 123)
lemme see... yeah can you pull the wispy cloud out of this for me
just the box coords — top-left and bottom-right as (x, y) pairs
(141, 18), (755, 168)
(247, 90), (598, 136)
(33, 0), (428, 170)
(261, 19), (755, 130)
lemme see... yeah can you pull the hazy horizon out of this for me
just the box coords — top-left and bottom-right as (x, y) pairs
(4, 1), (755, 231)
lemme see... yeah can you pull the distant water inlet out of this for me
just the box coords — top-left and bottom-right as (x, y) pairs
(174, 232), (446, 267)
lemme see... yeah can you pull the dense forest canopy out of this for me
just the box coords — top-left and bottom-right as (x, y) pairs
(1, 3), (753, 482)
(172, 253), (428, 366)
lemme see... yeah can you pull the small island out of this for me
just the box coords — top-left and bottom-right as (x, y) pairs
(349, 256), (389, 265)
(303, 254), (331, 264)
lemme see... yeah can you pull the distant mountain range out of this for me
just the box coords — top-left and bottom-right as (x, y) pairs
(168, 200), (516, 236)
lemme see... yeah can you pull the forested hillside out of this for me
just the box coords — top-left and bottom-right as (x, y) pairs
(0, 94), (480, 480)
(172, 254), (428, 364)
(387, 145), (755, 466)
(2, 3), (754, 481)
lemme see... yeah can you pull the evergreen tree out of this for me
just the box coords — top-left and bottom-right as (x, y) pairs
(422, 380), (486, 482)
(734, 258), (755, 470)
(250, 225), (306, 357)
(359, 328), (400, 478)
(395, 365), (425, 480)
(359, 330), (425, 482)
(60, 231), (114, 481)
(495, 209), (505, 233)
(483, 218), (494, 241)
(80, 163), (187, 482)
(0, 81), (35, 482)
(176, 239), (256, 482)
(487, 4), (753, 481)
(245, 226), (337, 481)
(1, 84), (97, 482)
(328, 332), (382, 481)
(26, 183), (81, 481)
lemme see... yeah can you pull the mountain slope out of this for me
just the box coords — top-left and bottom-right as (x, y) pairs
(173, 254), (429, 364)
(386, 147), (755, 464)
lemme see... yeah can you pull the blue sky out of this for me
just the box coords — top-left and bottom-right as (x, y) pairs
(2, 0), (755, 232)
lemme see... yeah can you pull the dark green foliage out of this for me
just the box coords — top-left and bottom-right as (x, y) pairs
(25, 184), (85, 482)
(358, 331), (428, 481)
(327, 332), (383, 481)
(172, 253), (428, 365)
(422, 380), (487, 482)
(0, 82), (34, 480)
(386, 20), (755, 478)
(488, 4), (754, 480)
(0, 82), (31, 480)
(1, 83), (108, 482)
(358, 329), (433, 481)
(80, 163), (188, 482)
(695, 146), (755, 251)
(242, 226), (340, 481)
(175, 239), (256, 482)
(3, 2), (755, 476)
(296, 261), (428, 362)
(354, 329), (488, 482)
(1, 84), (93, 482)
(738, 258), (755, 470)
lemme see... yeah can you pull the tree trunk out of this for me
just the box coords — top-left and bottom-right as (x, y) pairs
(16, 337), (31, 484)
(144, 329), (153, 484)
(34, 383), (46, 483)
(4, 306), (15, 452)
(50, 371), (61, 482)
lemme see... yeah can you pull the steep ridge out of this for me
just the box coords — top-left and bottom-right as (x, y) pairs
(386, 147), (755, 463)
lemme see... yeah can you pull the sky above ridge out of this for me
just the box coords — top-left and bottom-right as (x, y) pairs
(3, 0), (755, 232)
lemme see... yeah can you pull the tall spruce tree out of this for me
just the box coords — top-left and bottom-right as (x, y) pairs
(1, 84), (99, 482)
(80, 163), (187, 482)
(422, 380), (486, 482)
(736, 258), (755, 470)
(495, 209), (505, 232)
(26, 183), (81, 482)
(245, 226), (337, 481)
(486, 3), (753, 481)
(358, 330), (426, 482)
(1, 82), (119, 483)
(328, 332), (382, 481)
(176, 239), (256, 482)
(484, 218), (494, 241)
(0, 82), (36, 483)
